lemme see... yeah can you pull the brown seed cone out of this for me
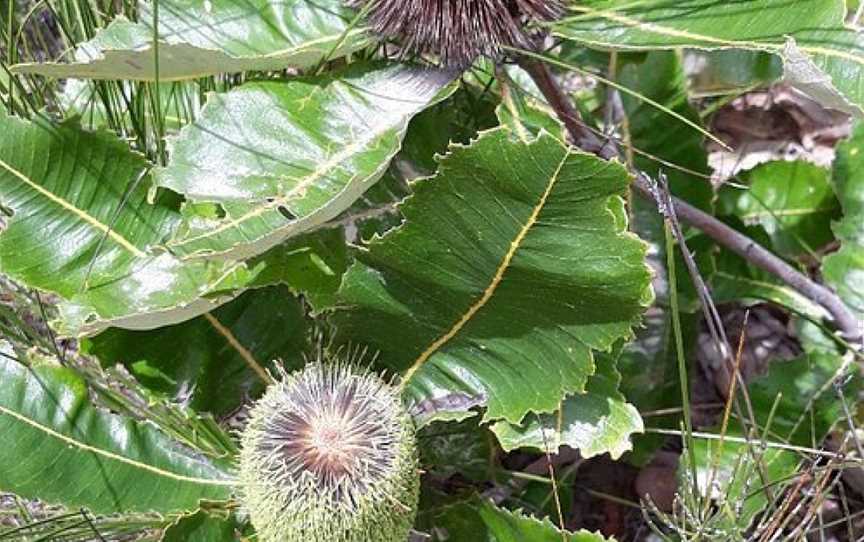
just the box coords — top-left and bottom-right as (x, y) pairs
(238, 363), (419, 542)
(350, 0), (566, 67)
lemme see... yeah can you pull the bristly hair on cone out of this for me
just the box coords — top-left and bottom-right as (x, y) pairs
(349, 0), (566, 68)
(238, 362), (419, 542)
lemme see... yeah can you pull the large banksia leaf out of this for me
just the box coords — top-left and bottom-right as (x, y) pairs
(351, 0), (565, 67)
(239, 363), (420, 542)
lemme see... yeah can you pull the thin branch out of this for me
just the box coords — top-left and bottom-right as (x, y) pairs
(517, 58), (616, 160)
(643, 178), (862, 344)
(517, 56), (863, 345)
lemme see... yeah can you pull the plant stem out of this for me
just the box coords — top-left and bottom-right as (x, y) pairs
(649, 183), (862, 343)
(519, 57), (863, 345)
(517, 58), (616, 160)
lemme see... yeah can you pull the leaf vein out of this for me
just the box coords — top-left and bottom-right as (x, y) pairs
(0, 157), (146, 258)
(401, 149), (571, 384)
(0, 404), (235, 486)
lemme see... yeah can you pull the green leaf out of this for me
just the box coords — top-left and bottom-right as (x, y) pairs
(712, 268), (828, 322)
(616, 51), (713, 211)
(424, 499), (613, 541)
(491, 102), (652, 458)
(248, 228), (349, 309)
(555, 0), (864, 116)
(333, 128), (652, 426)
(826, 123), (864, 323)
(0, 110), (174, 297)
(161, 510), (237, 542)
(708, 220), (828, 321)
(478, 502), (612, 541)
(156, 63), (455, 260)
(11, 0), (368, 81)
(687, 50), (782, 96)
(0, 357), (234, 515)
(404, 87), (501, 174)
(490, 354), (643, 459)
(711, 157), (838, 321)
(749, 352), (856, 445)
(417, 500), (489, 542)
(718, 161), (839, 258)
(0, 109), (270, 337)
(495, 76), (568, 145)
(83, 285), (308, 416)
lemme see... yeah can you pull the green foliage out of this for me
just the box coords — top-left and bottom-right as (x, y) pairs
(826, 123), (864, 321)
(0, 107), (263, 336)
(682, 351), (857, 536)
(422, 499), (614, 541)
(0, 356), (233, 515)
(11, 0), (368, 80)
(333, 128), (652, 426)
(157, 62), (454, 260)
(2, 0), (863, 539)
(555, 0), (864, 115)
(490, 353), (643, 459)
(617, 51), (713, 211)
(719, 161), (840, 258)
(161, 510), (239, 542)
(83, 286), (308, 416)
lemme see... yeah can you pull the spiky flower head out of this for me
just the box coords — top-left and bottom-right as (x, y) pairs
(351, 0), (566, 67)
(238, 363), (419, 542)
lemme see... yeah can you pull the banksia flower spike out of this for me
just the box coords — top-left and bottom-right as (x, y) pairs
(238, 363), (420, 542)
(351, 0), (566, 67)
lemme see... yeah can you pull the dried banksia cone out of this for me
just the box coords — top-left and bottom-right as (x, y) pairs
(351, 0), (566, 67)
(238, 363), (420, 542)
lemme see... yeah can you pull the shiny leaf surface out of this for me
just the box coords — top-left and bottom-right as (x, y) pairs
(554, 0), (864, 116)
(12, 0), (368, 81)
(0, 109), (263, 336)
(157, 63), (455, 260)
(422, 499), (613, 541)
(719, 161), (840, 258)
(490, 355), (642, 459)
(0, 357), (234, 514)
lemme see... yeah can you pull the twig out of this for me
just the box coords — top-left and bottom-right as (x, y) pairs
(517, 58), (616, 160)
(517, 56), (863, 345)
(645, 178), (861, 344)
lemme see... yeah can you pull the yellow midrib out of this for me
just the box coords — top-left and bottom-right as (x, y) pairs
(0, 157), (146, 258)
(0, 404), (236, 486)
(170, 137), (367, 248)
(401, 150), (571, 385)
(204, 313), (272, 384)
(566, 5), (864, 67)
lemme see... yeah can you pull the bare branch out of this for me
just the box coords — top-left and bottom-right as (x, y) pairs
(518, 57), (863, 345)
